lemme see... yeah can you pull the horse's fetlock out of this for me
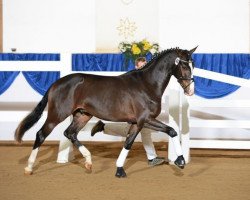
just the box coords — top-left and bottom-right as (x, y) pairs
(168, 128), (177, 137)
(36, 131), (45, 142)
(124, 139), (133, 149)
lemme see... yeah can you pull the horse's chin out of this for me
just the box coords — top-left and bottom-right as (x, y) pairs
(184, 83), (194, 96)
(184, 89), (194, 96)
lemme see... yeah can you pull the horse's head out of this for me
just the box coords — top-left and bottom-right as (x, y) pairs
(173, 46), (198, 96)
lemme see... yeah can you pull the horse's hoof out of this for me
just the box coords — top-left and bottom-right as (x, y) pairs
(84, 162), (92, 171)
(24, 167), (33, 175)
(174, 155), (185, 169)
(115, 167), (127, 178)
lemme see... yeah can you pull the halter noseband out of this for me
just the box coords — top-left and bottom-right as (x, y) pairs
(175, 57), (194, 90)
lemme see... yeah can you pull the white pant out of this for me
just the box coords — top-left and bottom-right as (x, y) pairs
(102, 123), (157, 160)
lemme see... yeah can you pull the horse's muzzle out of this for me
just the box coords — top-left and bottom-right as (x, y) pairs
(184, 82), (194, 96)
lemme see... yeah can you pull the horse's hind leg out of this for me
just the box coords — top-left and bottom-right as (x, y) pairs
(63, 109), (93, 171)
(25, 118), (60, 175)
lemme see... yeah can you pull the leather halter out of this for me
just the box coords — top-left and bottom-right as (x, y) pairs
(175, 57), (194, 90)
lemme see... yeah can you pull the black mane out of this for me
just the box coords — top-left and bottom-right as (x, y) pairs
(124, 47), (181, 75)
(146, 47), (180, 67)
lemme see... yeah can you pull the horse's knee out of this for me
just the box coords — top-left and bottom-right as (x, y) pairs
(168, 128), (178, 138)
(63, 130), (71, 140)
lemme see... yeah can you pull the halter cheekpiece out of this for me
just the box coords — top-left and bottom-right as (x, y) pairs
(175, 57), (194, 89)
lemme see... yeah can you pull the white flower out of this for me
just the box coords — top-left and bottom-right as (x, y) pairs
(150, 48), (157, 54)
(118, 43), (126, 52)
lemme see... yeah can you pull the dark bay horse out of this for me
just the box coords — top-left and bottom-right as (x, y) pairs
(15, 47), (197, 177)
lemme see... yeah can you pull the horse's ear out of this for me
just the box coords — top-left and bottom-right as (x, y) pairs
(189, 46), (198, 54)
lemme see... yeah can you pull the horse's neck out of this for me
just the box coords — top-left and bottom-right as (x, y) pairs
(143, 61), (173, 98)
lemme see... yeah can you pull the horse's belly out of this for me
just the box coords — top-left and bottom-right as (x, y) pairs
(95, 111), (136, 123)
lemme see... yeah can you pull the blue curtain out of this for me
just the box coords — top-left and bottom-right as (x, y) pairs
(1, 53), (249, 98)
(0, 53), (60, 61)
(0, 53), (60, 95)
(192, 54), (250, 99)
(22, 72), (60, 95)
(72, 53), (152, 71)
(0, 71), (20, 95)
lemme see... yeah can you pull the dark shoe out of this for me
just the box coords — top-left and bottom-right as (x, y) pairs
(174, 155), (185, 169)
(91, 120), (105, 137)
(148, 157), (165, 166)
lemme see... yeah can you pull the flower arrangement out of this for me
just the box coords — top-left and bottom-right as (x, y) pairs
(118, 39), (159, 63)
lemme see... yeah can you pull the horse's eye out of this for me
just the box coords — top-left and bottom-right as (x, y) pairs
(182, 65), (188, 70)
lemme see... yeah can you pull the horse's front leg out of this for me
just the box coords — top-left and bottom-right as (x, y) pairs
(144, 118), (185, 169)
(115, 124), (141, 178)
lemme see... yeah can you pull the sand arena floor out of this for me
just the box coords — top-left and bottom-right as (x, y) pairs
(0, 141), (250, 200)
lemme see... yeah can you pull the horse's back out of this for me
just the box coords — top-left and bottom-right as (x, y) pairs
(66, 73), (140, 121)
(48, 72), (152, 122)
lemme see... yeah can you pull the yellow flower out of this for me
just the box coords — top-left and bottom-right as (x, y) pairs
(141, 39), (147, 44)
(142, 40), (152, 51)
(132, 44), (141, 55)
(118, 40), (159, 64)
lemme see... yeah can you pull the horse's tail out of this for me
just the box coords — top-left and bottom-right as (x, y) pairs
(15, 90), (49, 143)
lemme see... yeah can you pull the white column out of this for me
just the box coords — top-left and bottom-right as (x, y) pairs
(60, 52), (72, 77)
(57, 116), (74, 163)
(167, 88), (180, 163)
(57, 137), (74, 163)
(181, 94), (191, 163)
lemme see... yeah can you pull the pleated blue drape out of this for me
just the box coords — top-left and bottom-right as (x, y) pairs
(0, 71), (20, 95)
(22, 71), (60, 95)
(1, 53), (249, 98)
(193, 54), (250, 98)
(0, 53), (60, 61)
(0, 53), (60, 95)
(72, 53), (152, 71)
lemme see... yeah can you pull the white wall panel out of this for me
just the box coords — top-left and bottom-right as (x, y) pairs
(159, 0), (249, 53)
(3, 0), (95, 53)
